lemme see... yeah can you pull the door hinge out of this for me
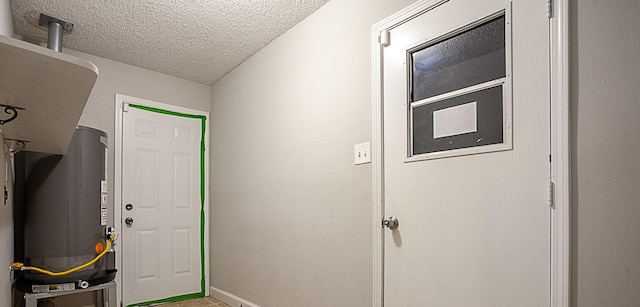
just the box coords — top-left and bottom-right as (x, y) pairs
(546, 0), (553, 18)
(378, 29), (390, 47)
(122, 102), (129, 112)
(548, 181), (555, 208)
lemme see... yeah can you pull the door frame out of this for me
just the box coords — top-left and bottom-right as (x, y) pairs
(370, 0), (570, 306)
(114, 94), (210, 306)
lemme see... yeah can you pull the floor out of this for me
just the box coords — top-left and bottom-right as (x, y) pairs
(158, 297), (231, 307)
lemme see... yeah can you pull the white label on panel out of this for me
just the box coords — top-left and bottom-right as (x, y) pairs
(433, 101), (478, 139)
(32, 283), (75, 293)
(104, 148), (108, 182)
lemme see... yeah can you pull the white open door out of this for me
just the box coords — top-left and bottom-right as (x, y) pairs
(116, 95), (208, 306)
(378, 0), (552, 305)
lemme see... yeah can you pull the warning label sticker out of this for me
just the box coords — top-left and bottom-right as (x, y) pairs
(100, 180), (108, 225)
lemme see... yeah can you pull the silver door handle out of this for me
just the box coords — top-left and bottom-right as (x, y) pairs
(125, 217), (134, 227)
(383, 216), (399, 230)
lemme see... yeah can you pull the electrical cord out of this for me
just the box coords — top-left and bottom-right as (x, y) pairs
(10, 234), (114, 277)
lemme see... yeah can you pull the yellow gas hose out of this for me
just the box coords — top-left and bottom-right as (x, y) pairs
(10, 235), (114, 277)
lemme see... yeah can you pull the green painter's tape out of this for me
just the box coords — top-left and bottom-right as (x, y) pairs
(199, 116), (207, 293)
(128, 104), (207, 306)
(129, 104), (207, 120)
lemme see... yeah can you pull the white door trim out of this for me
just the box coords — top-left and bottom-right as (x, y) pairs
(549, 0), (571, 305)
(114, 94), (210, 306)
(370, 0), (570, 306)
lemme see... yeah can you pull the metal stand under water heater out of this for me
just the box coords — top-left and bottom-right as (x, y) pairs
(12, 126), (117, 293)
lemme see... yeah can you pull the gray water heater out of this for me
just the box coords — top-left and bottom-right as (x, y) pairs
(13, 126), (116, 293)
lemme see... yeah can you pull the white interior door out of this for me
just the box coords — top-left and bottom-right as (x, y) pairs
(120, 101), (207, 306)
(382, 0), (550, 305)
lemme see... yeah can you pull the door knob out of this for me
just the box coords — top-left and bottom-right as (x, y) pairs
(125, 217), (134, 227)
(383, 216), (399, 230)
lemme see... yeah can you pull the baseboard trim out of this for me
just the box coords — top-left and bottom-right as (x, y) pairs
(209, 286), (261, 307)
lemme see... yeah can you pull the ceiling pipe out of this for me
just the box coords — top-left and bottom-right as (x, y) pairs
(38, 13), (73, 52)
(0, 0), (13, 37)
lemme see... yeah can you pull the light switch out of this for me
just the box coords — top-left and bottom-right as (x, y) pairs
(354, 142), (371, 165)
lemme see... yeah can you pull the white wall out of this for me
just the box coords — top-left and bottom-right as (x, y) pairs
(69, 49), (211, 137)
(65, 49), (211, 227)
(570, 0), (640, 306)
(209, 0), (414, 306)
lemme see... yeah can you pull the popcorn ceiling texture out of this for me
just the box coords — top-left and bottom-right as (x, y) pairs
(9, 0), (330, 85)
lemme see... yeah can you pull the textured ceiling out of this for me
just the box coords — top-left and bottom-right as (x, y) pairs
(9, 0), (330, 85)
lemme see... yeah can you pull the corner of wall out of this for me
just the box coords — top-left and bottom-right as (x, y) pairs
(0, 146), (14, 306)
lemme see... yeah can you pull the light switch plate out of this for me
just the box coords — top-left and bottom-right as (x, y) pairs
(354, 142), (371, 165)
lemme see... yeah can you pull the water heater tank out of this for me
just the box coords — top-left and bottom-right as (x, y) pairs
(13, 126), (116, 293)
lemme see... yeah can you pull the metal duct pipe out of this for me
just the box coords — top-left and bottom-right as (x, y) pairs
(47, 21), (63, 52)
(38, 13), (73, 52)
(0, 0), (13, 37)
